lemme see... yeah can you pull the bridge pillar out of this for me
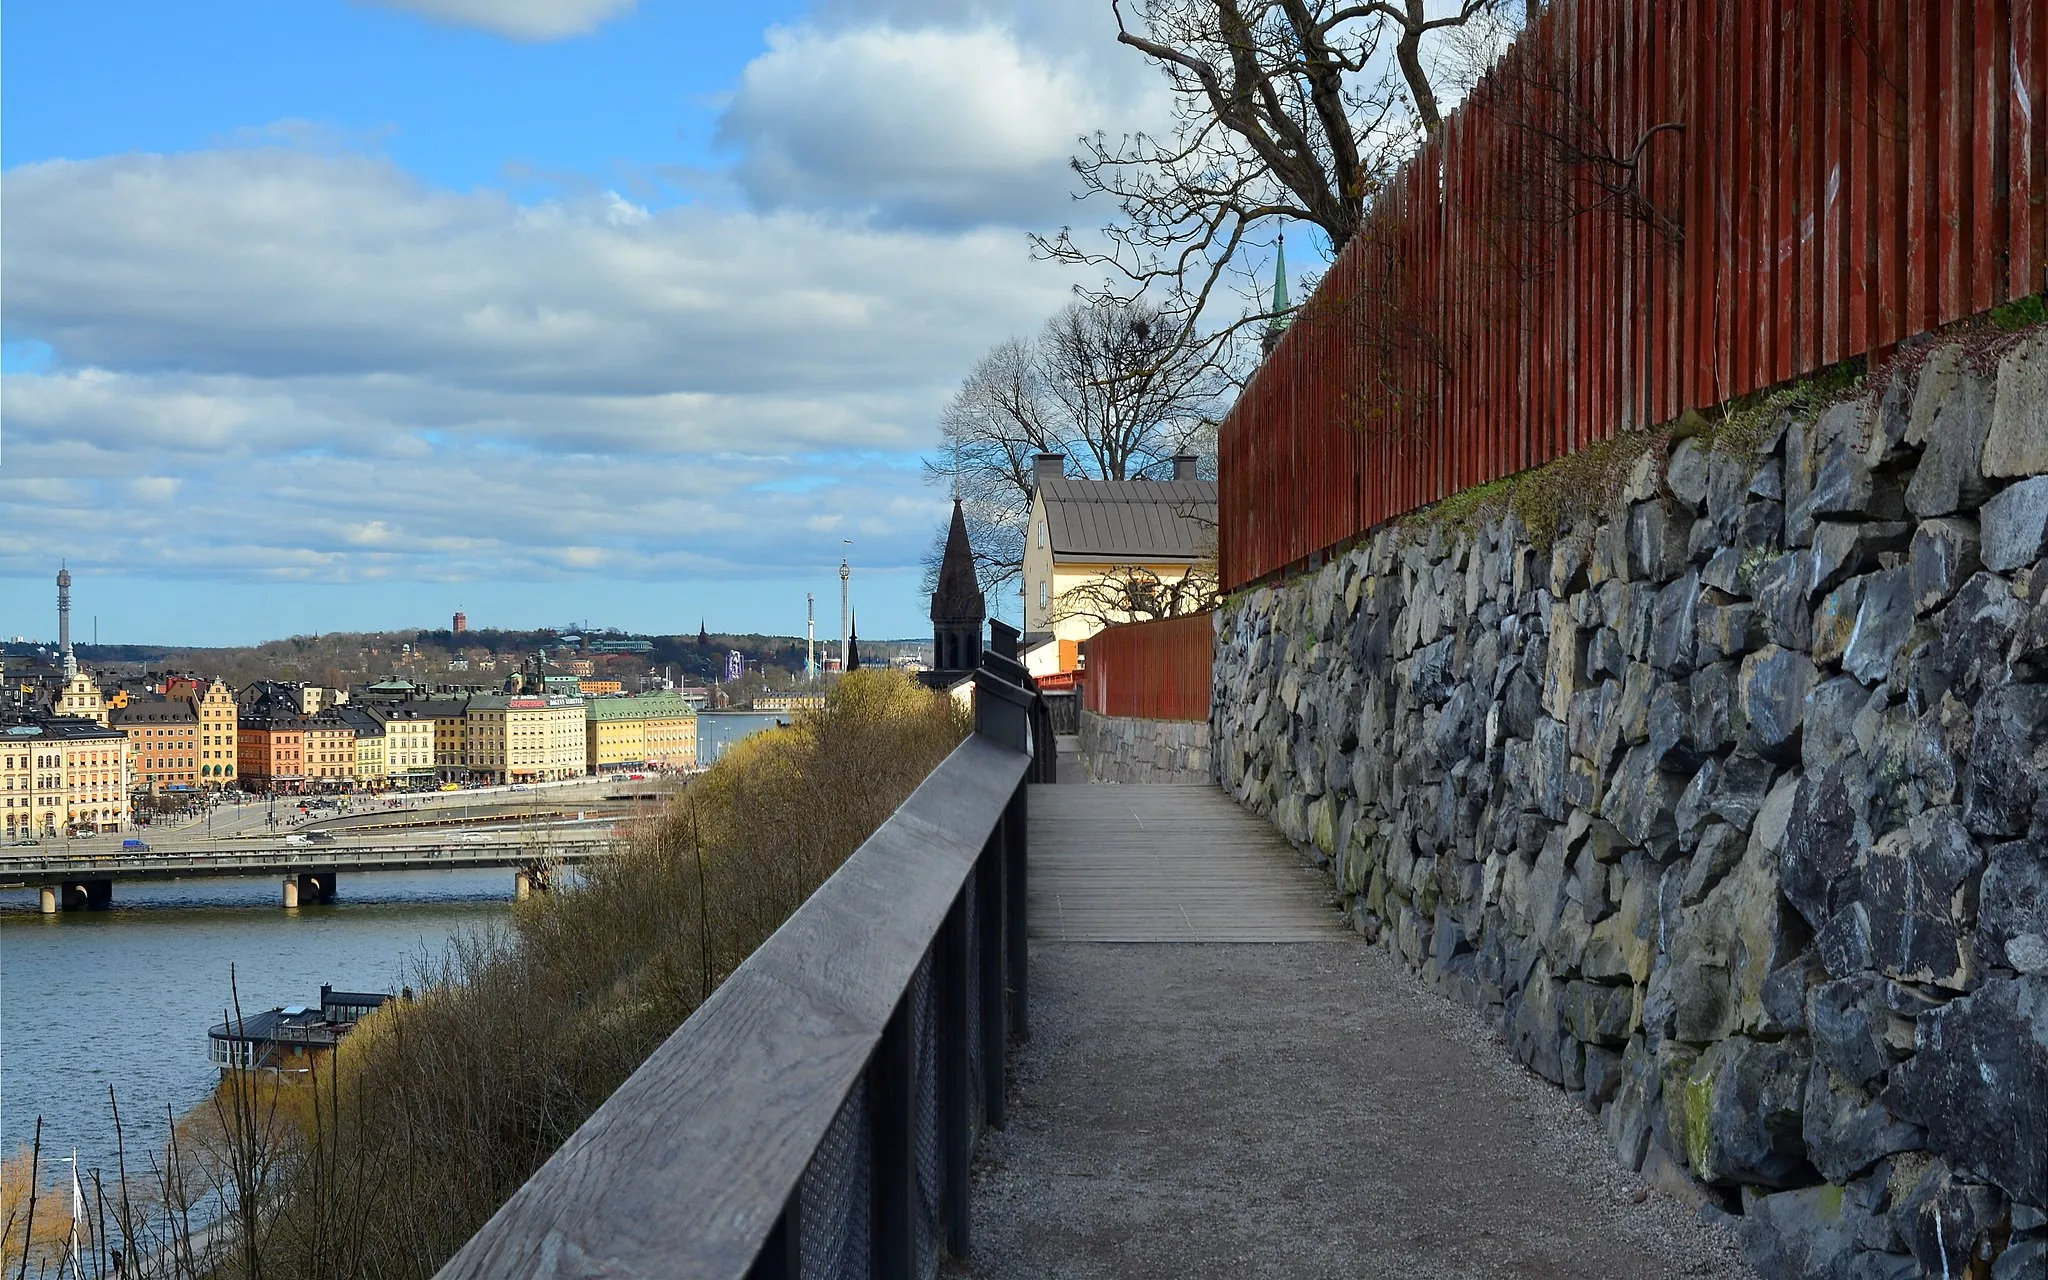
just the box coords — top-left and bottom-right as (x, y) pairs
(46, 881), (112, 912)
(514, 866), (551, 901)
(284, 873), (338, 909)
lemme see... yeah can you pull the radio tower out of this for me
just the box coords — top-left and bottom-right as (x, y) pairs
(838, 556), (851, 673)
(806, 593), (816, 681)
(57, 565), (76, 679)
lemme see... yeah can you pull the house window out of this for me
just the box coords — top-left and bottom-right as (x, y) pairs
(1039, 581), (1050, 611)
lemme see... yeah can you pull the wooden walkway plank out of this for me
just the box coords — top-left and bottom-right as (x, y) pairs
(1026, 783), (1348, 943)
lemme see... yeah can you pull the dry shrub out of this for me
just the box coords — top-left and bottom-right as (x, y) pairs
(246, 670), (967, 1279)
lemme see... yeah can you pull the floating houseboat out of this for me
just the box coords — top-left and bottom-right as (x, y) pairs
(207, 984), (391, 1073)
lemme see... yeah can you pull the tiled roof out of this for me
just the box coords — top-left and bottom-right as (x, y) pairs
(1038, 477), (1218, 562)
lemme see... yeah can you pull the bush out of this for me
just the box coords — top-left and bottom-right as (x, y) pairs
(245, 670), (968, 1278)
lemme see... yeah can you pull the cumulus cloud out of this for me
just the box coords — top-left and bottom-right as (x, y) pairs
(720, 25), (1109, 226)
(357, 0), (637, 40)
(0, 143), (1072, 587)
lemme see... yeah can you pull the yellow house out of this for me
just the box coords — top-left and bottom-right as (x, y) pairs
(585, 692), (697, 774)
(51, 671), (108, 726)
(340, 707), (387, 789)
(196, 678), (239, 790)
(1020, 453), (1218, 648)
(302, 717), (358, 789)
(375, 708), (438, 789)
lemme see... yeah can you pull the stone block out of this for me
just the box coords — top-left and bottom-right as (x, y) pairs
(1909, 517), (1981, 613)
(1864, 807), (1984, 989)
(1903, 344), (1962, 448)
(1979, 836), (2048, 974)
(1906, 362), (1997, 517)
(1683, 1035), (1810, 1186)
(1803, 1063), (1925, 1183)
(1739, 644), (1818, 761)
(1982, 329), (2048, 478)
(1813, 576), (1866, 668)
(1843, 566), (1914, 686)
(1664, 834), (1804, 1042)
(1649, 569), (1701, 674)
(1668, 436), (1712, 510)
(1884, 976), (2048, 1209)
(1964, 681), (2048, 838)
(1756, 551), (1814, 650)
(1981, 474), (2048, 572)
(1808, 976), (1894, 1089)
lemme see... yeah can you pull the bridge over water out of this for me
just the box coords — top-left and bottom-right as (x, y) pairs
(426, 652), (1751, 1280)
(0, 828), (612, 912)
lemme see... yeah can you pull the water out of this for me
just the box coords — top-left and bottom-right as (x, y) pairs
(0, 869), (513, 1177)
(696, 711), (792, 765)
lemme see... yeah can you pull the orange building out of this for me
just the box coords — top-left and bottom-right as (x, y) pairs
(111, 695), (203, 793)
(238, 717), (307, 793)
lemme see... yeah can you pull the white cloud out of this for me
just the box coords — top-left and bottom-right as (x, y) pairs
(719, 22), (1156, 227)
(357, 0), (637, 40)
(0, 142), (1072, 589)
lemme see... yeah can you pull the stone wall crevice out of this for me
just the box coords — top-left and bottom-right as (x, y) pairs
(1212, 331), (2048, 1279)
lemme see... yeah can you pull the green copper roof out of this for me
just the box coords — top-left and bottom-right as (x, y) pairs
(585, 691), (695, 721)
(1267, 235), (1291, 334)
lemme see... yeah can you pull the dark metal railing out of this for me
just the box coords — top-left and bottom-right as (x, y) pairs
(435, 652), (1040, 1280)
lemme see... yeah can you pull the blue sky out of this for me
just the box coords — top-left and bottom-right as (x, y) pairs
(2, 0), (1163, 646)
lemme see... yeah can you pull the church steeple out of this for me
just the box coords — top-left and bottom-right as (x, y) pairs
(697, 618), (709, 648)
(929, 499), (985, 675)
(1262, 233), (1292, 356)
(847, 611), (862, 671)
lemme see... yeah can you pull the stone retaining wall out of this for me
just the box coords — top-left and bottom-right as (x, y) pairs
(1212, 331), (2048, 1279)
(1076, 709), (1213, 784)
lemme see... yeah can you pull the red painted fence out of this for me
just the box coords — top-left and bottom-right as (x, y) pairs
(1081, 612), (1215, 721)
(1222, 0), (2048, 590)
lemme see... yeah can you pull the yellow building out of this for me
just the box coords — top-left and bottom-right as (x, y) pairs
(1019, 454), (1218, 648)
(51, 671), (109, 726)
(195, 678), (239, 790)
(585, 692), (697, 774)
(577, 678), (623, 696)
(3, 719), (130, 836)
(302, 717), (358, 790)
(403, 698), (472, 783)
(466, 694), (586, 784)
(340, 708), (387, 789)
(375, 708), (438, 789)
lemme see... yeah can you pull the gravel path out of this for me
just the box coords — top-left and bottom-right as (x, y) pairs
(962, 941), (1758, 1280)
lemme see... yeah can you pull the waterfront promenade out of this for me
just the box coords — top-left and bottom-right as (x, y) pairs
(967, 782), (1757, 1279)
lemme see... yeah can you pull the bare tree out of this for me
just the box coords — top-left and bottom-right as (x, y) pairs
(1051, 563), (1221, 631)
(926, 299), (1223, 601)
(1036, 0), (1523, 342)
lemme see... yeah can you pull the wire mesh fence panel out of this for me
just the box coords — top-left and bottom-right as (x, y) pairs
(801, 1075), (872, 1280)
(911, 952), (941, 1280)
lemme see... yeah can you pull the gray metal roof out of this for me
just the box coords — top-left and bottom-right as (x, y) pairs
(1038, 477), (1218, 562)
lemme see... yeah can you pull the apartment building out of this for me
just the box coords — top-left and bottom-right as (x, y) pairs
(373, 707), (437, 790)
(2, 717), (131, 836)
(302, 716), (358, 790)
(466, 694), (585, 784)
(585, 692), (697, 774)
(195, 678), (239, 789)
(110, 695), (202, 793)
(338, 707), (387, 789)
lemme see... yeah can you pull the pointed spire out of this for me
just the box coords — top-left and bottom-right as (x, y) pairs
(931, 499), (985, 624)
(847, 610), (862, 671)
(1262, 233), (1292, 356)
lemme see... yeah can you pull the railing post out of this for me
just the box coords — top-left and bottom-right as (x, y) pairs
(1004, 782), (1028, 1039)
(938, 892), (972, 1258)
(869, 990), (918, 1279)
(977, 829), (1007, 1128)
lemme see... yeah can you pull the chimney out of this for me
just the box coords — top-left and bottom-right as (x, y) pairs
(1032, 453), (1065, 488)
(1172, 454), (1200, 481)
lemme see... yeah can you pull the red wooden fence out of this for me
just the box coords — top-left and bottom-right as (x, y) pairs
(1081, 612), (1214, 721)
(1221, 0), (2048, 590)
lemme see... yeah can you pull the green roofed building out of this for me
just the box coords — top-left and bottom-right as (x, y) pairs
(585, 691), (697, 775)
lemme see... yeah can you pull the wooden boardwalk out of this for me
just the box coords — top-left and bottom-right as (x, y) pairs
(1026, 783), (1348, 942)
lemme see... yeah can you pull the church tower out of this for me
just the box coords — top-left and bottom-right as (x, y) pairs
(1261, 233), (1292, 356)
(930, 499), (985, 675)
(847, 611), (862, 671)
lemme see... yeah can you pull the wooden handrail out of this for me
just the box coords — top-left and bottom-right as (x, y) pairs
(436, 711), (1034, 1280)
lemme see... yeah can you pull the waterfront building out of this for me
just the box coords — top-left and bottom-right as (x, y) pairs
(753, 692), (826, 713)
(585, 692), (697, 774)
(195, 678), (239, 789)
(237, 713), (307, 793)
(577, 679), (623, 696)
(209, 985), (391, 1074)
(302, 716), (359, 790)
(110, 695), (202, 793)
(338, 706), (387, 789)
(2, 716), (130, 836)
(466, 694), (586, 783)
(375, 707), (438, 790)
(406, 697), (472, 782)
